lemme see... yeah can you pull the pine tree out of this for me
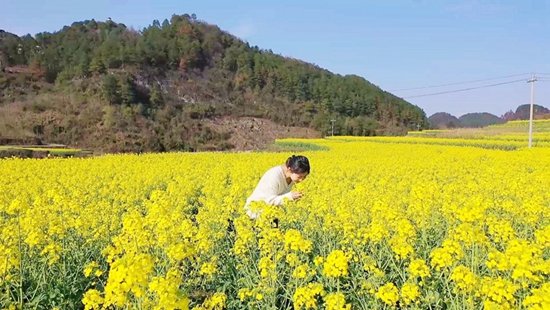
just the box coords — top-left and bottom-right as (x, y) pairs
(90, 54), (106, 74)
(0, 51), (7, 72)
(119, 76), (136, 105)
(150, 83), (164, 107)
(103, 74), (120, 104)
(76, 52), (90, 77)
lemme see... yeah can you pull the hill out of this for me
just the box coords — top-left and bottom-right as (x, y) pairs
(428, 112), (461, 129)
(429, 112), (503, 129)
(429, 104), (550, 129)
(0, 14), (428, 154)
(458, 112), (503, 128)
(511, 104), (550, 120)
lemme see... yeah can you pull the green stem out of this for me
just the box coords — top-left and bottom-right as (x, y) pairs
(388, 247), (406, 283)
(17, 214), (24, 309)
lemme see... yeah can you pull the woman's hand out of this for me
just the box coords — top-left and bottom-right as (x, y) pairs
(291, 191), (304, 200)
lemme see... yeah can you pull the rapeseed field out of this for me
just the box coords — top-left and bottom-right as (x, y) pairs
(1, 138), (549, 309)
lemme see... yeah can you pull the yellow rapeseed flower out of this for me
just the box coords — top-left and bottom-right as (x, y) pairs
(322, 250), (350, 278)
(375, 283), (399, 306)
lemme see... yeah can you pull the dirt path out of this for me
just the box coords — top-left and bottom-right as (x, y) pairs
(206, 116), (323, 151)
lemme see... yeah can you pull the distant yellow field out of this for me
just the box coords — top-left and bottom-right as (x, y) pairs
(1, 137), (549, 309)
(404, 119), (550, 151)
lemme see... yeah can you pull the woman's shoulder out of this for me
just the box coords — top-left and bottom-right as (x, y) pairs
(263, 165), (285, 178)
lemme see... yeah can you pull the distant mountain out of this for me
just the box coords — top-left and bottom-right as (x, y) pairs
(428, 104), (550, 129)
(512, 104), (550, 120)
(458, 113), (503, 128)
(428, 112), (461, 129)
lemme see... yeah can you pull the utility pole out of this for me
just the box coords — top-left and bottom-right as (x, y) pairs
(527, 74), (537, 148)
(330, 119), (336, 136)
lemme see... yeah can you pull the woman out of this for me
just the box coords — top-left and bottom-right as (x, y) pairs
(244, 155), (310, 220)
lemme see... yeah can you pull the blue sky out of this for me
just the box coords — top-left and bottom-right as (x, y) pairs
(3, 0), (550, 117)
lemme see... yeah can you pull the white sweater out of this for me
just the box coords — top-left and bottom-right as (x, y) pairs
(245, 165), (294, 219)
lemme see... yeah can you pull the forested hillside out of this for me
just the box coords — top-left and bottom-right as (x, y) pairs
(0, 14), (428, 153)
(428, 112), (461, 129)
(508, 104), (550, 120)
(458, 113), (503, 128)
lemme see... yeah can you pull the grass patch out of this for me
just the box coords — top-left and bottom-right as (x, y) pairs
(0, 145), (90, 158)
(262, 141), (330, 152)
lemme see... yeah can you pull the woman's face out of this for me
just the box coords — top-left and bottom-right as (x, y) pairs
(290, 171), (308, 184)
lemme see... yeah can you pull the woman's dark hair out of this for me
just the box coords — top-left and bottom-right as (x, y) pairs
(286, 155), (310, 174)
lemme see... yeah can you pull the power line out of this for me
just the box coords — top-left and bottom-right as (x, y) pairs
(402, 79), (526, 99)
(389, 73), (530, 91)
